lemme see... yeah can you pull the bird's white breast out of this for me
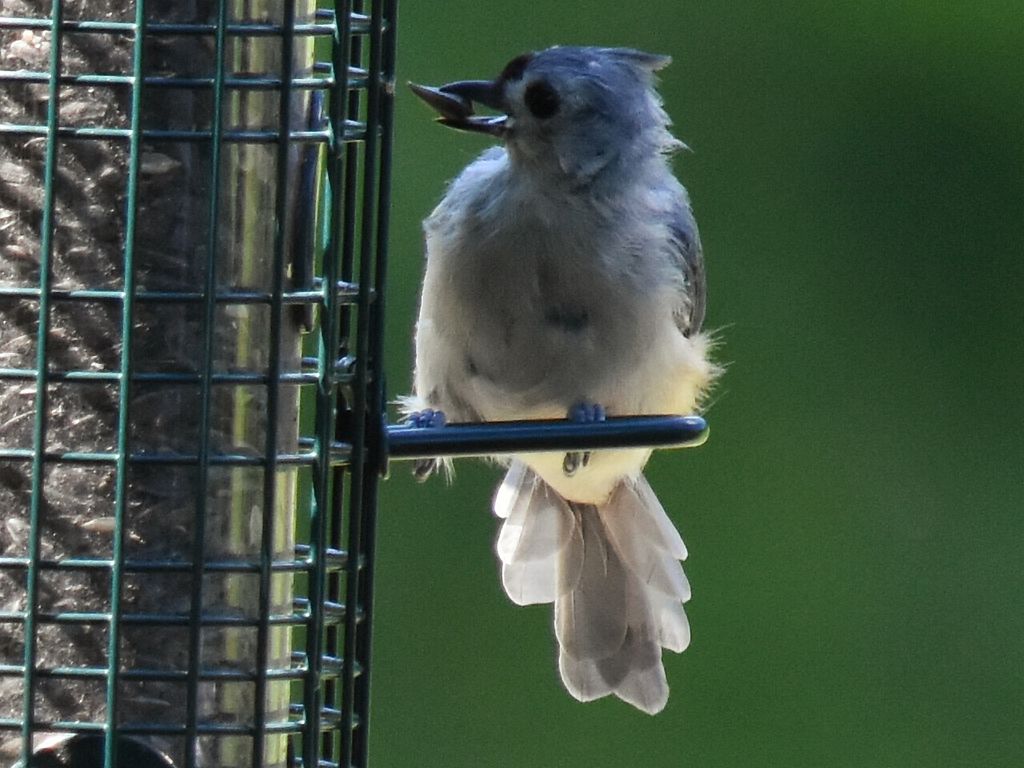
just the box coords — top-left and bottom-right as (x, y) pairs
(414, 151), (712, 502)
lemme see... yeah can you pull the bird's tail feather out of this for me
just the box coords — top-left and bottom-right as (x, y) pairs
(493, 460), (691, 714)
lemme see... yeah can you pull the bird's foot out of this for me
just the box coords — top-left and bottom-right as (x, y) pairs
(563, 401), (606, 477)
(405, 409), (447, 481)
(405, 408), (447, 429)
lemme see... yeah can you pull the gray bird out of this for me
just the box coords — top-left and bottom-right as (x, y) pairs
(405, 46), (717, 714)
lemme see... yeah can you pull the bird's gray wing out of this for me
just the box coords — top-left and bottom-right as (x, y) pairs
(666, 204), (706, 337)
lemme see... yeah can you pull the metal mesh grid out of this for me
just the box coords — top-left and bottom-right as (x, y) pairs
(0, 1), (395, 766)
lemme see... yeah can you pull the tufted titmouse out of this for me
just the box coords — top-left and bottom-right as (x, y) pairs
(405, 46), (717, 714)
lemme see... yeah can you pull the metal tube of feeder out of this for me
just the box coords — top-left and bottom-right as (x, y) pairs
(385, 415), (710, 462)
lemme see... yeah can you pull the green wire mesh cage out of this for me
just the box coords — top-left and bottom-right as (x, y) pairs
(0, 2), (714, 765)
(0, 1), (395, 766)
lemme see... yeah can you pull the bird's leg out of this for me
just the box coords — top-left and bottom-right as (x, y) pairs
(404, 409), (447, 481)
(563, 401), (606, 476)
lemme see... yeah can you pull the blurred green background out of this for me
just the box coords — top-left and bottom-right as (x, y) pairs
(370, 2), (1023, 766)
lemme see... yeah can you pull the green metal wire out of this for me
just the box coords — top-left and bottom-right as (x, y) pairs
(328, 4), (365, 763)
(305, 13), (353, 759)
(0, 124), (352, 141)
(0, 18), (341, 36)
(19, 2), (65, 766)
(340, 0), (376, 756)
(103, 0), (149, 763)
(186, 0), (231, 764)
(0, 70), (345, 90)
(347, 0), (397, 761)
(252, 1), (297, 765)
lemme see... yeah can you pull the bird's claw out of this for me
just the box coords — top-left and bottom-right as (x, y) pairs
(563, 450), (591, 476)
(405, 409), (446, 481)
(568, 401), (606, 423)
(405, 408), (447, 429)
(563, 400), (606, 477)
(413, 458), (439, 482)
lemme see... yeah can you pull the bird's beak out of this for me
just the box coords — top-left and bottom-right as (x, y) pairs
(409, 79), (508, 136)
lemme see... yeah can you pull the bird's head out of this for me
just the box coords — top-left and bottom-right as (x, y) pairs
(410, 46), (682, 185)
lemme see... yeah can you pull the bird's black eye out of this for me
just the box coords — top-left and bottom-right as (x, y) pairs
(524, 80), (560, 119)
